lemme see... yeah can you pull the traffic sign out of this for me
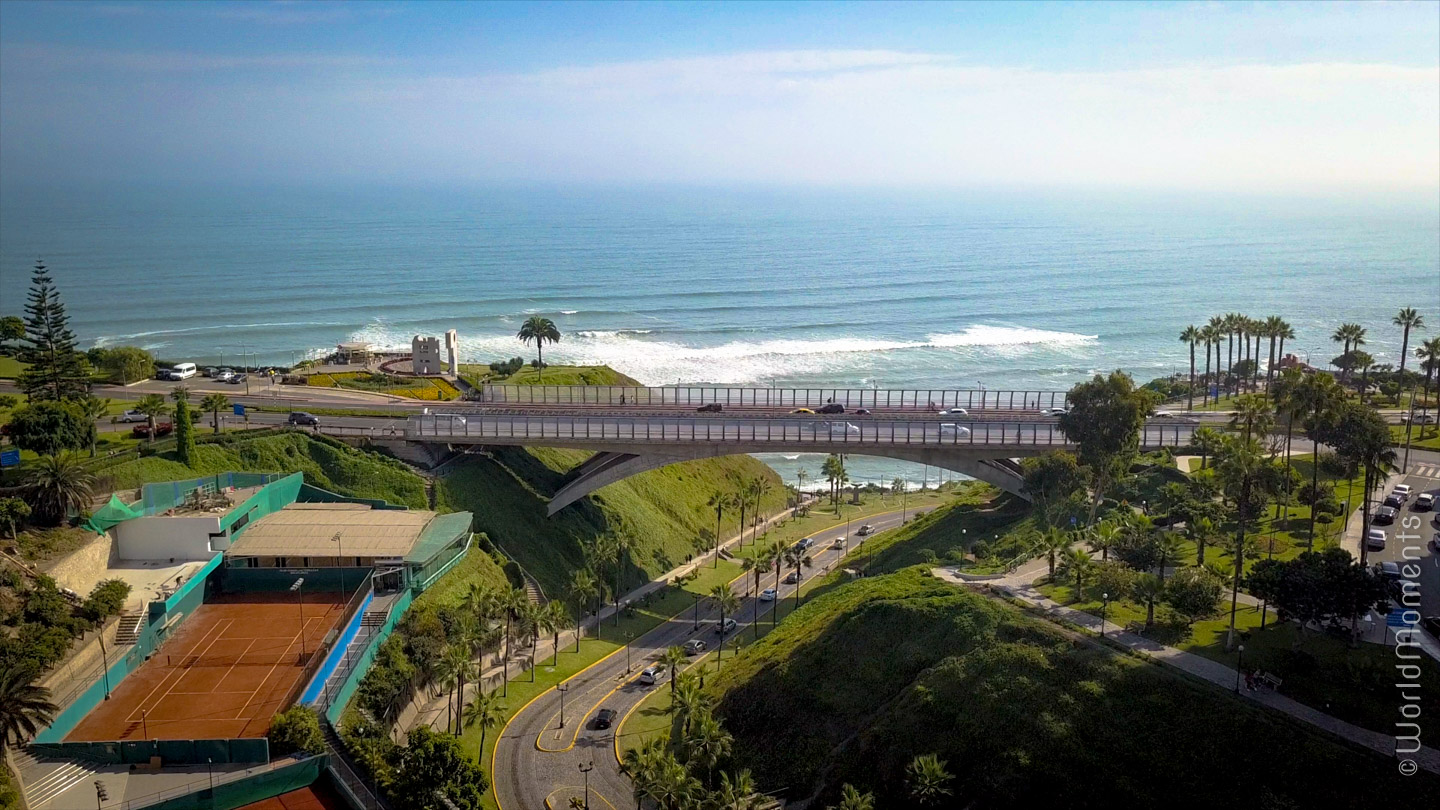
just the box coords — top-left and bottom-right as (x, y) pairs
(233, 403), (245, 416)
(0, 450), (19, 468)
(1387, 609), (1417, 628)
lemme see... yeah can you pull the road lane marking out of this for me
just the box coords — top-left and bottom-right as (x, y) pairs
(545, 786), (617, 810)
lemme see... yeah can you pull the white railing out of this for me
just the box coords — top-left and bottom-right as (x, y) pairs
(476, 384), (1068, 410)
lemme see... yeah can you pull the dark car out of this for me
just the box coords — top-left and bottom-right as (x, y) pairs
(1383, 494), (1404, 509)
(818, 403), (845, 414)
(592, 708), (617, 730)
(1374, 506), (1398, 525)
(697, 403), (722, 413)
(854, 408), (871, 415)
(228, 373), (248, 384)
(1424, 616), (1440, 638)
(288, 411), (319, 427)
(132, 422), (173, 438)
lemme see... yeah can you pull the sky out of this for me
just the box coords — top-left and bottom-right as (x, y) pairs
(0, 0), (1436, 193)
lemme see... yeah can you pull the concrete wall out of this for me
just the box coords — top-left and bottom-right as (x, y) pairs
(115, 516), (222, 561)
(411, 335), (442, 375)
(444, 329), (459, 375)
(48, 531), (115, 597)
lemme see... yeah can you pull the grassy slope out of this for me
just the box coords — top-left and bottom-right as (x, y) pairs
(500, 364), (641, 386)
(436, 446), (787, 597)
(93, 433), (429, 508)
(712, 567), (1439, 807)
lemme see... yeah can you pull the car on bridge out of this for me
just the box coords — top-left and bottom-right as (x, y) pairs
(790, 408), (815, 414)
(940, 423), (971, 437)
(1040, 407), (1069, 416)
(696, 403), (723, 412)
(818, 403), (845, 414)
(946, 407), (968, 415)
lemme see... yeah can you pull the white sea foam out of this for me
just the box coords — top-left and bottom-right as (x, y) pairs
(333, 322), (1098, 385)
(560, 310), (580, 315)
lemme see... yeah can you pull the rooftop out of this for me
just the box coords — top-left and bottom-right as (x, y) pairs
(227, 503), (436, 559)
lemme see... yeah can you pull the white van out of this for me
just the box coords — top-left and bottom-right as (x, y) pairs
(166, 362), (197, 380)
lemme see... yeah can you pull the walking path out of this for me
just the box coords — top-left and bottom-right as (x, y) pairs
(391, 498), (815, 736)
(933, 565), (1440, 775)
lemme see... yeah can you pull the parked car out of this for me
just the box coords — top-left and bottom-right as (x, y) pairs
(1366, 528), (1387, 550)
(1415, 493), (1435, 511)
(714, 618), (737, 635)
(164, 362), (198, 381)
(946, 407), (968, 415)
(759, 588), (777, 602)
(1394, 484), (1413, 500)
(592, 708), (617, 730)
(202, 367), (218, 378)
(857, 524), (874, 535)
(639, 666), (661, 686)
(1423, 616), (1440, 638)
(288, 411), (319, 427)
(818, 403), (845, 414)
(939, 423), (971, 437)
(683, 639), (707, 655)
(790, 408), (815, 414)
(119, 409), (148, 423)
(215, 368), (235, 382)
(1376, 561), (1403, 580)
(696, 403), (723, 413)
(1384, 494), (1405, 509)
(228, 373), (247, 385)
(1430, 532), (1440, 553)
(132, 422), (173, 438)
(784, 571), (800, 585)
(1374, 506), (1398, 525)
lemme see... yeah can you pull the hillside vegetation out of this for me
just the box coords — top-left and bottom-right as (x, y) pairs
(92, 432), (429, 508)
(711, 567), (1438, 807)
(437, 446), (786, 597)
(459, 363), (641, 388)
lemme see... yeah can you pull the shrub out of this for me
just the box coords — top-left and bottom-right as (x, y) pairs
(267, 706), (325, 757)
(4, 401), (96, 455)
(82, 579), (131, 622)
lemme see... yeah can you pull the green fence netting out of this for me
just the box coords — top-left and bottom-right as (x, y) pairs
(83, 494), (143, 534)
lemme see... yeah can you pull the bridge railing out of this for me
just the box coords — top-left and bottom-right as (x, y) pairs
(408, 415), (1196, 449)
(475, 385), (1068, 411)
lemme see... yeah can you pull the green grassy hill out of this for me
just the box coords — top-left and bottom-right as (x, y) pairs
(711, 567), (1439, 807)
(457, 363), (641, 388)
(437, 446), (786, 597)
(92, 433), (429, 508)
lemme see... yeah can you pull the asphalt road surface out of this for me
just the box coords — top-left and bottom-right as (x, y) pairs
(490, 506), (917, 810)
(1367, 458), (1440, 622)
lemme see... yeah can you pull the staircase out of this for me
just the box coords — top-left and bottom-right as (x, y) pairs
(113, 611), (144, 645)
(320, 722), (390, 810)
(522, 573), (545, 606)
(14, 747), (95, 809)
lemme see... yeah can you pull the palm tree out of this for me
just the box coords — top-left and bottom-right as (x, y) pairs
(685, 712), (733, 787)
(609, 532), (635, 625)
(671, 673), (712, 738)
(74, 396), (108, 457)
(569, 568), (600, 647)
(0, 666), (57, 745)
(499, 587), (529, 693)
(1179, 325), (1200, 410)
(708, 584), (740, 662)
(135, 393), (168, 441)
(462, 689), (505, 759)
(200, 392), (230, 434)
(905, 753), (954, 806)
(1295, 372), (1345, 546)
(1058, 547), (1094, 601)
(1154, 533), (1184, 585)
(660, 645), (688, 706)
(1263, 315), (1285, 390)
(748, 477), (773, 545)
(516, 316), (560, 380)
(712, 769), (757, 810)
(1040, 526), (1070, 576)
(1187, 515), (1216, 565)
(1088, 520), (1120, 562)
(831, 784), (875, 810)
(1354, 350), (1377, 401)
(782, 546), (813, 609)
(541, 600), (568, 665)
(1394, 307), (1425, 376)
(1419, 336), (1440, 417)
(706, 491), (728, 565)
(25, 452), (95, 526)
(1132, 572), (1164, 630)
(1228, 393), (1273, 442)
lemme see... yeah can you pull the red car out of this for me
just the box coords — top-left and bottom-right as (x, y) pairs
(132, 422), (173, 439)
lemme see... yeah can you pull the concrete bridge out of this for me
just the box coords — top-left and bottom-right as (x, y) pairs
(403, 406), (1197, 514)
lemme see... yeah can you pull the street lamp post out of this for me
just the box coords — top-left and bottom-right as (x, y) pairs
(623, 632), (633, 674)
(557, 682), (569, 728)
(578, 761), (594, 810)
(1234, 644), (1245, 694)
(1100, 592), (1109, 638)
(291, 578), (306, 656)
(99, 634), (112, 700)
(693, 592), (701, 631)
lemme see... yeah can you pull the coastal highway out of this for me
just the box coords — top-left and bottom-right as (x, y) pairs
(490, 507), (914, 810)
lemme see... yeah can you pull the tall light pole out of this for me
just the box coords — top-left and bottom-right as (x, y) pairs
(578, 761), (594, 810)
(1234, 644), (1245, 693)
(1099, 592), (1109, 638)
(291, 578), (306, 656)
(99, 634), (112, 700)
(623, 632), (633, 674)
(556, 682), (569, 728)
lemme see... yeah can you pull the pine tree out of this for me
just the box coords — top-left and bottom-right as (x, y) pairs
(17, 260), (90, 401)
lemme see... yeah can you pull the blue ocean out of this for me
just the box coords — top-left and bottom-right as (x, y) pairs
(3, 186), (1435, 486)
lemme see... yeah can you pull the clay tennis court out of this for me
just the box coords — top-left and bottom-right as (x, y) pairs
(67, 592), (347, 741)
(236, 780), (351, 810)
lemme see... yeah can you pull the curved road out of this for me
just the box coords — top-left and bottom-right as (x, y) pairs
(490, 506), (917, 810)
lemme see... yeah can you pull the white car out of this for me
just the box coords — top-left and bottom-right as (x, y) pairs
(1415, 493), (1434, 511)
(1153, 410), (1175, 418)
(828, 422), (859, 436)
(1040, 407), (1069, 416)
(1393, 484), (1412, 501)
(831, 537), (845, 550)
(638, 666), (661, 686)
(759, 588), (777, 602)
(119, 409), (148, 423)
(946, 407), (968, 415)
(215, 368), (235, 382)
(1366, 528), (1387, 550)
(939, 423), (971, 437)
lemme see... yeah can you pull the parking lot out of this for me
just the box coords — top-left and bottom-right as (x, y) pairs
(1367, 459), (1440, 627)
